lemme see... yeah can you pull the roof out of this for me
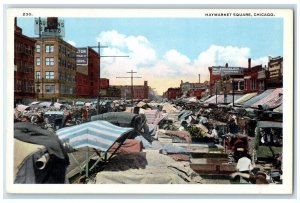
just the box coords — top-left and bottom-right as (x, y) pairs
(204, 94), (244, 104)
(243, 89), (275, 108)
(251, 88), (283, 109)
(228, 92), (257, 106)
(256, 121), (282, 128)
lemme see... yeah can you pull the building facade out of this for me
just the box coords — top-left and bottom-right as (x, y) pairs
(14, 19), (36, 105)
(76, 47), (100, 98)
(208, 63), (245, 96)
(165, 87), (181, 100)
(115, 81), (149, 100)
(34, 37), (77, 100)
(243, 58), (266, 93)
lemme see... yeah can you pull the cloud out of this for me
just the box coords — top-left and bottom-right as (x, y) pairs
(96, 31), (270, 95)
(96, 30), (156, 65)
(67, 40), (76, 47)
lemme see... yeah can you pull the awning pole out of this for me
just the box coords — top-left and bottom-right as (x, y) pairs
(85, 147), (89, 178)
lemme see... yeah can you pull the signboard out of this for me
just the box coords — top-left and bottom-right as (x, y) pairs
(34, 17), (65, 37)
(76, 48), (88, 65)
(257, 70), (266, 79)
(212, 67), (244, 75)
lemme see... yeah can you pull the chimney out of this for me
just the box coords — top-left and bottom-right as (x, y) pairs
(248, 58), (251, 69)
(198, 74), (201, 83)
(225, 63), (228, 68)
(181, 80), (183, 84)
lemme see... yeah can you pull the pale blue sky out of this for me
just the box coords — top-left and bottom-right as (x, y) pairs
(16, 17), (283, 94)
(17, 17), (283, 60)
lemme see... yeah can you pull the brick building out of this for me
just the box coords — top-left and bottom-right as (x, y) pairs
(243, 58), (266, 93)
(208, 63), (245, 96)
(76, 47), (100, 98)
(34, 37), (77, 100)
(115, 81), (149, 100)
(164, 87), (181, 100)
(14, 18), (36, 105)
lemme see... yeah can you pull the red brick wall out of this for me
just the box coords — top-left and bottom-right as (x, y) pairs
(76, 72), (89, 97)
(14, 24), (36, 102)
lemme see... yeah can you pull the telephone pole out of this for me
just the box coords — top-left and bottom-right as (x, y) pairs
(116, 70), (142, 104)
(88, 42), (129, 114)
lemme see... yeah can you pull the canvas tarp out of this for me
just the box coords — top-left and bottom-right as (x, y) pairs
(91, 112), (145, 131)
(251, 88), (283, 109)
(93, 151), (204, 184)
(204, 94), (244, 104)
(243, 89), (274, 108)
(228, 92), (257, 106)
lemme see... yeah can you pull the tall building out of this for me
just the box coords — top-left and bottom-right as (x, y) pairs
(76, 47), (100, 98)
(34, 37), (77, 100)
(14, 18), (36, 105)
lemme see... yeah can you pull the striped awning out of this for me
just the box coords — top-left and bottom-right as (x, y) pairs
(56, 120), (133, 151)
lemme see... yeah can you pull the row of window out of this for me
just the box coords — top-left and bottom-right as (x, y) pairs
(36, 71), (54, 79)
(35, 44), (76, 57)
(35, 57), (76, 69)
(35, 57), (55, 66)
(16, 43), (34, 55)
(35, 44), (54, 53)
(35, 84), (75, 94)
(35, 71), (76, 82)
(15, 80), (35, 93)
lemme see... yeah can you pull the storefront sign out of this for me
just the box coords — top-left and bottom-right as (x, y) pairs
(257, 70), (266, 79)
(212, 67), (244, 75)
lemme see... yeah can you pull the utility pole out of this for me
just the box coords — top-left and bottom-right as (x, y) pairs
(88, 42), (129, 114)
(116, 70), (142, 104)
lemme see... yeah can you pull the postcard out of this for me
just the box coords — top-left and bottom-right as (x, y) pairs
(4, 7), (294, 195)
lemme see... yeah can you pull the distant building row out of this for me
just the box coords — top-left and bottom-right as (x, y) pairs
(164, 57), (283, 100)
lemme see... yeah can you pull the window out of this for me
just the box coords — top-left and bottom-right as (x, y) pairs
(45, 44), (54, 53)
(259, 80), (265, 91)
(35, 85), (41, 93)
(45, 57), (54, 66)
(45, 71), (54, 79)
(251, 79), (256, 90)
(35, 71), (41, 79)
(45, 85), (55, 93)
(36, 57), (40, 66)
(239, 81), (244, 91)
(36, 44), (40, 53)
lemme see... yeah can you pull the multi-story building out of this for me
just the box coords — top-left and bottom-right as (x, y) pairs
(76, 47), (100, 98)
(34, 37), (77, 100)
(208, 63), (245, 96)
(14, 18), (36, 105)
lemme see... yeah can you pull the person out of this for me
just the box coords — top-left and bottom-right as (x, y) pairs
(231, 171), (269, 184)
(228, 118), (238, 134)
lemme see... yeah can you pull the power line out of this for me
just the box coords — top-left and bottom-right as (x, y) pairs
(116, 70), (142, 104)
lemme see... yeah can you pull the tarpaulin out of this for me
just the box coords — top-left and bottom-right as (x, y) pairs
(162, 130), (192, 143)
(243, 89), (274, 108)
(251, 88), (283, 109)
(56, 120), (133, 151)
(93, 151), (204, 184)
(108, 139), (143, 154)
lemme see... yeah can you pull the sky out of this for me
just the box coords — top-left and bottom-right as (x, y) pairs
(16, 17), (283, 95)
